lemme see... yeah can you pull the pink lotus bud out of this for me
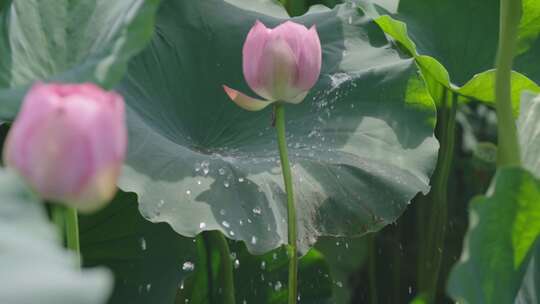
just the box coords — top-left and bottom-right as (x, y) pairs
(3, 83), (127, 212)
(224, 20), (322, 111)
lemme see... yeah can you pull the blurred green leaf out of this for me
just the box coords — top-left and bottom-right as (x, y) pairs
(515, 242), (539, 304)
(79, 191), (198, 304)
(177, 241), (333, 303)
(366, 0), (540, 109)
(117, 0), (438, 255)
(0, 168), (113, 304)
(0, 0), (160, 120)
(315, 236), (368, 303)
(447, 167), (540, 304)
(518, 92), (540, 177)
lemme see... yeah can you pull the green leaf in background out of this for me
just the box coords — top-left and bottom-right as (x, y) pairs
(79, 191), (198, 304)
(366, 0), (540, 110)
(117, 0), (438, 254)
(0, 168), (113, 304)
(518, 92), (540, 177)
(515, 242), (539, 304)
(315, 236), (368, 303)
(177, 241), (334, 304)
(0, 0), (160, 120)
(447, 167), (540, 304)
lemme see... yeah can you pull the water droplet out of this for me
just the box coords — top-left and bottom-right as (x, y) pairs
(218, 168), (226, 175)
(252, 207), (262, 215)
(140, 237), (147, 251)
(234, 259), (240, 269)
(222, 221), (230, 228)
(274, 281), (282, 291)
(199, 222), (206, 229)
(201, 161), (210, 175)
(182, 261), (195, 271)
(251, 236), (258, 245)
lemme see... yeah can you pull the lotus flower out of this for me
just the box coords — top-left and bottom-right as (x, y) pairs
(224, 20), (322, 111)
(3, 82), (127, 212)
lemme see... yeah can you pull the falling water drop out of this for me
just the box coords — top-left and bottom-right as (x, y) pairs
(182, 261), (195, 271)
(201, 161), (210, 175)
(140, 237), (147, 251)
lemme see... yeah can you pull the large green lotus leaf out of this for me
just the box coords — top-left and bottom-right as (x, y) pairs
(118, 0), (438, 254)
(0, 0), (160, 120)
(447, 167), (540, 304)
(366, 0), (540, 108)
(0, 168), (113, 304)
(79, 191), (198, 304)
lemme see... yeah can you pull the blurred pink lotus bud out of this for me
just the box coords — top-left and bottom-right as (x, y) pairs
(3, 83), (127, 212)
(224, 20), (322, 111)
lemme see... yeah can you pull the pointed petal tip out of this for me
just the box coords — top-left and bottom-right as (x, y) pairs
(222, 85), (272, 111)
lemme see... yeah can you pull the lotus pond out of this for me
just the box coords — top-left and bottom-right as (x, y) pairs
(0, 0), (539, 303)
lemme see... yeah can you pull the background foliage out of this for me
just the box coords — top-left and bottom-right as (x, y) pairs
(0, 0), (539, 303)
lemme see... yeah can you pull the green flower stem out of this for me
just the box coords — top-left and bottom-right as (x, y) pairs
(274, 103), (298, 304)
(65, 207), (80, 258)
(494, 0), (522, 167)
(179, 234), (210, 303)
(51, 204), (80, 265)
(419, 89), (457, 303)
(203, 231), (236, 304)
